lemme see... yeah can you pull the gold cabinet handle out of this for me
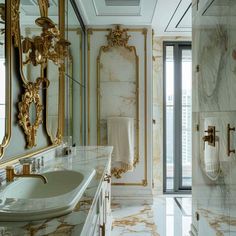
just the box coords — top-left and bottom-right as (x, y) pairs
(227, 124), (235, 156)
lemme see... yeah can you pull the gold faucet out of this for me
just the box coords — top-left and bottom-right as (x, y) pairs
(6, 165), (48, 184)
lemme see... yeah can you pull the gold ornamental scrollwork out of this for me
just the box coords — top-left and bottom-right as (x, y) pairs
(11, 0), (20, 47)
(18, 77), (45, 149)
(103, 25), (132, 52)
(11, 0), (70, 148)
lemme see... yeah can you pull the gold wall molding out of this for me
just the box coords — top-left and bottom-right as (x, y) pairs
(96, 25), (140, 179)
(87, 28), (93, 144)
(0, 0), (12, 158)
(87, 27), (148, 186)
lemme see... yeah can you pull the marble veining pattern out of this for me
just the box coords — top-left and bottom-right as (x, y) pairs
(192, 1), (236, 235)
(0, 146), (112, 236)
(111, 196), (192, 236)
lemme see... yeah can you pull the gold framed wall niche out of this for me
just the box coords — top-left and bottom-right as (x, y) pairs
(0, 0), (12, 157)
(97, 25), (139, 178)
(88, 27), (148, 186)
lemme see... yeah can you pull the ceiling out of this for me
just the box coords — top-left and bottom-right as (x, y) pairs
(152, 0), (191, 36)
(75, 0), (192, 36)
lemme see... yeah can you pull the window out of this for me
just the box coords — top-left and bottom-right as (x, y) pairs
(163, 42), (192, 193)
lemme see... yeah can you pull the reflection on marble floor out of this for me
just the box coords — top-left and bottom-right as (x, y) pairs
(111, 196), (192, 236)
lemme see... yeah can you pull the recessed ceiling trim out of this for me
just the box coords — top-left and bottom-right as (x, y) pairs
(92, 0), (142, 16)
(175, 3), (191, 29)
(165, 0), (191, 33)
(76, 0), (157, 25)
(105, 0), (140, 6)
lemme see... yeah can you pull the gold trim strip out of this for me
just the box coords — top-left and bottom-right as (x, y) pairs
(87, 29), (92, 144)
(144, 28), (148, 186)
(80, 31), (83, 144)
(97, 55), (100, 145)
(59, 0), (65, 139)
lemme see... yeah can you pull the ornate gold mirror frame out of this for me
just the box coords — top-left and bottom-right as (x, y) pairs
(97, 25), (140, 178)
(0, 1), (12, 157)
(11, 0), (69, 148)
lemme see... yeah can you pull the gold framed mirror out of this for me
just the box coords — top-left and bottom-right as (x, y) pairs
(11, 0), (69, 148)
(0, 0), (11, 157)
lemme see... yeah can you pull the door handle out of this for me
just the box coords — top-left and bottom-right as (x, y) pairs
(227, 124), (235, 156)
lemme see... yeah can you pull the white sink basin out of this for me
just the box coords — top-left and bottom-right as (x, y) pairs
(0, 169), (95, 221)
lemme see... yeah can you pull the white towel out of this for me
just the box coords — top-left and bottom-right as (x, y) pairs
(203, 118), (220, 175)
(107, 117), (134, 177)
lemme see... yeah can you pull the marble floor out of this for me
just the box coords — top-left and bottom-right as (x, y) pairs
(111, 196), (192, 236)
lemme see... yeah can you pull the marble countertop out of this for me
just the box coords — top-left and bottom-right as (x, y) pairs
(0, 146), (113, 236)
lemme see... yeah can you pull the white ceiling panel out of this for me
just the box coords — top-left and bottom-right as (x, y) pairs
(75, 0), (158, 25)
(75, 0), (192, 36)
(93, 0), (141, 16)
(152, 0), (192, 37)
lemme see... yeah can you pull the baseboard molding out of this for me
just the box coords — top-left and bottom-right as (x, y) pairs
(111, 195), (153, 205)
(111, 185), (153, 204)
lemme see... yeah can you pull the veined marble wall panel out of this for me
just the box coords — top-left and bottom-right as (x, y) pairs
(192, 0), (236, 234)
(193, 2), (236, 113)
(88, 26), (153, 193)
(152, 36), (191, 195)
(99, 47), (138, 162)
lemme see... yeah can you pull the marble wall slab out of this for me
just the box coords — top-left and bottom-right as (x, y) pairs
(192, 0), (236, 235)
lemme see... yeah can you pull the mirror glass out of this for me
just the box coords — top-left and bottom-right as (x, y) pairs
(45, 3), (60, 144)
(0, 1), (7, 155)
(19, 0), (41, 82)
(46, 60), (59, 141)
(64, 0), (84, 146)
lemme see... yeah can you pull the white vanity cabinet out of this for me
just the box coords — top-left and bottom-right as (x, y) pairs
(83, 160), (112, 236)
(98, 175), (112, 236)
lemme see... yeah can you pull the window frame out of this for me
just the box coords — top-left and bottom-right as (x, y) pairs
(163, 41), (192, 194)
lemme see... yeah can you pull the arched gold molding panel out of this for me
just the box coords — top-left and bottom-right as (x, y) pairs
(97, 25), (140, 178)
(0, 1), (12, 157)
(11, 0), (70, 148)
